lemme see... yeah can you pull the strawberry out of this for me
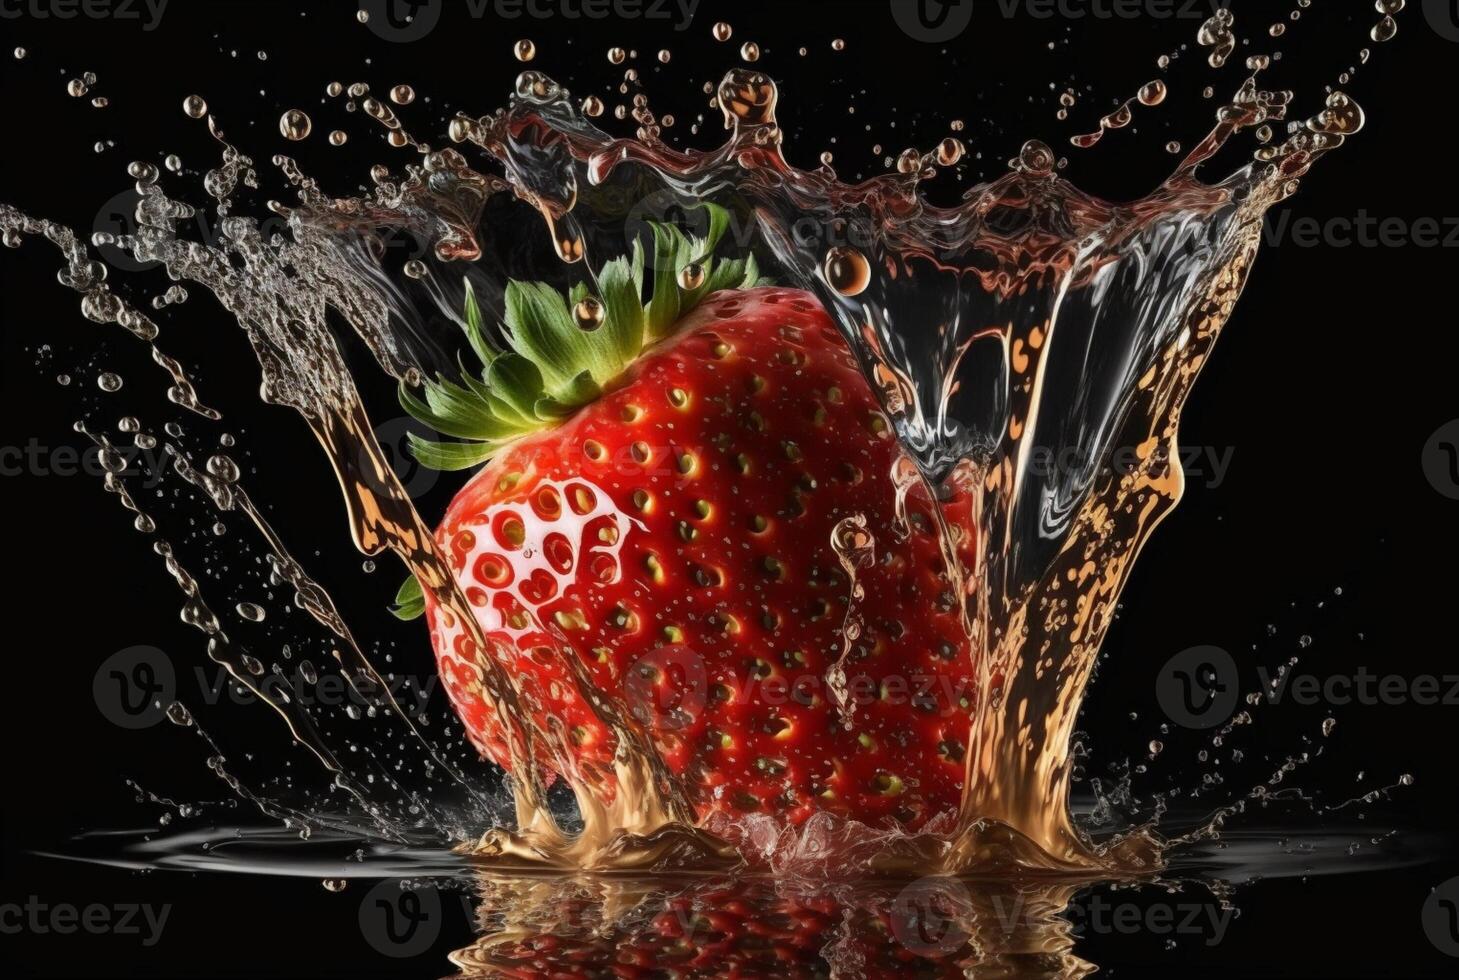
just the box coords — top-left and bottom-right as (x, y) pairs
(395, 205), (975, 830)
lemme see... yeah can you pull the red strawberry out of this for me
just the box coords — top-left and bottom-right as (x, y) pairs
(396, 206), (975, 830)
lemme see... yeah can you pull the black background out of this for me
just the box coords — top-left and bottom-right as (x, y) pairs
(2, 0), (1459, 976)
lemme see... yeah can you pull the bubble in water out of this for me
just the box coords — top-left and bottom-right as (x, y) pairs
(206, 454), (241, 483)
(1017, 139), (1056, 174)
(183, 94), (207, 119)
(832, 38), (846, 51)
(658, 50), (671, 64)
(236, 602), (266, 622)
(279, 109), (312, 141)
(329, 130), (348, 146)
(740, 42), (760, 62)
(515, 39), (536, 62)
(390, 84), (415, 105)
(1137, 79), (1167, 106)
(67, 79), (88, 98)
(608, 47), (626, 64)
(13, 47), (25, 59)
(676, 262), (706, 291)
(581, 95), (604, 117)
(97, 372), (123, 392)
(712, 21), (732, 41)
(823, 246), (870, 297)
(936, 137), (965, 166)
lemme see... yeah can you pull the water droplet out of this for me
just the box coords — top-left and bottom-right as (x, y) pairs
(581, 95), (604, 117)
(329, 130), (348, 146)
(608, 47), (626, 64)
(515, 39), (536, 62)
(573, 296), (604, 330)
(740, 41), (760, 62)
(236, 602), (266, 623)
(712, 21), (732, 42)
(97, 372), (123, 392)
(183, 94), (207, 119)
(824, 246), (870, 297)
(279, 109), (311, 141)
(676, 263), (706, 291)
(1137, 79), (1167, 107)
(390, 84), (415, 105)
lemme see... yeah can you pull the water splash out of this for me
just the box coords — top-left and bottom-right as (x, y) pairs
(0, 8), (1385, 876)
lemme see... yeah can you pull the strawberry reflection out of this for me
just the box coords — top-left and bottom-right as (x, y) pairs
(450, 872), (1092, 978)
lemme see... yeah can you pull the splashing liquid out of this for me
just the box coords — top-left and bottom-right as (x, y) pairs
(0, 11), (1370, 875)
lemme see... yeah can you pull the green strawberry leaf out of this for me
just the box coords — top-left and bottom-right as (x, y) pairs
(400, 202), (766, 473)
(391, 574), (425, 621)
